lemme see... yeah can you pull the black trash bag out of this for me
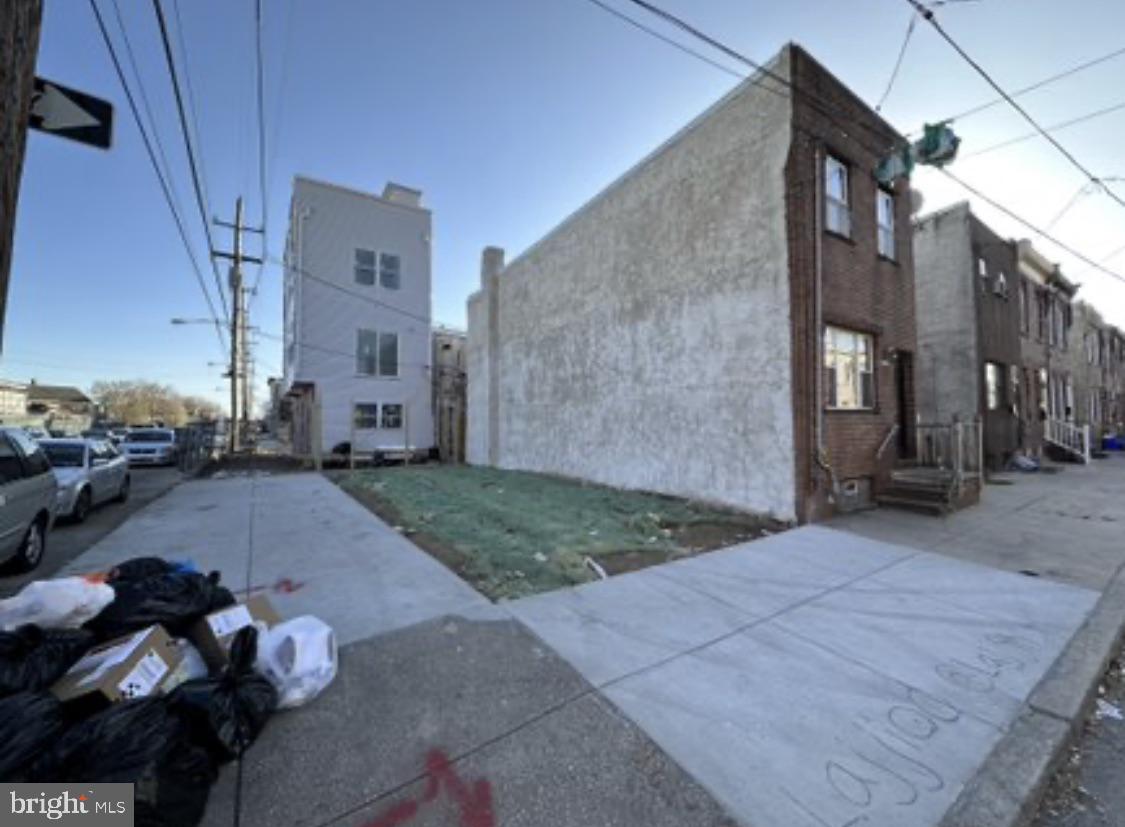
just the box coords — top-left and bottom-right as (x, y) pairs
(170, 626), (278, 764)
(84, 571), (235, 640)
(31, 697), (216, 827)
(0, 625), (95, 696)
(0, 692), (65, 781)
(107, 557), (180, 583)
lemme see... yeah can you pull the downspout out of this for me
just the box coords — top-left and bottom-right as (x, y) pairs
(812, 144), (839, 505)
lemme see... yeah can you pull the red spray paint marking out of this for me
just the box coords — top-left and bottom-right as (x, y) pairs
(237, 576), (305, 597)
(365, 750), (494, 827)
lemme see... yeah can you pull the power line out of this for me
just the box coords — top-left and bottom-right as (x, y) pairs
(87, 0), (227, 357)
(906, 0), (1125, 214)
(875, 12), (918, 113)
(150, 0), (230, 323)
(579, 0), (742, 79)
(169, 0), (214, 231)
(578, 0), (1125, 299)
(249, 0), (269, 303)
(940, 168), (1125, 287)
(958, 99), (1125, 160)
(929, 44), (1125, 130)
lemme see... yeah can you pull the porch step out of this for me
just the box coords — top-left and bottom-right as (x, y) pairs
(875, 493), (950, 516)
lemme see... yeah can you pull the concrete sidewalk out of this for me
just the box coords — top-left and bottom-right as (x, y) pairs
(58, 459), (1125, 827)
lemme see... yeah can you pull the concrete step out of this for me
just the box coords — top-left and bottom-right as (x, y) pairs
(875, 493), (950, 516)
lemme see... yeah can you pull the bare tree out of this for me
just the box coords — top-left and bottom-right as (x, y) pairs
(90, 380), (218, 426)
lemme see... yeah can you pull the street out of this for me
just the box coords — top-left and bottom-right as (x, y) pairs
(0, 465), (182, 597)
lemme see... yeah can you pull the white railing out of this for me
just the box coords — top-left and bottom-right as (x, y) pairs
(1045, 418), (1091, 463)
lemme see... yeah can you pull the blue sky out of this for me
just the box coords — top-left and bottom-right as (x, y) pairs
(6, 0), (1125, 408)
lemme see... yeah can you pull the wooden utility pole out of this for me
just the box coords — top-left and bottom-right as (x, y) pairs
(214, 196), (262, 453)
(0, 0), (43, 353)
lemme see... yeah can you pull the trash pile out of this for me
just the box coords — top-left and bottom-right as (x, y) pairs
(0, 557), (338, 826)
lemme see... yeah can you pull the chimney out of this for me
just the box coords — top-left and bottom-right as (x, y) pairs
(481, 247), (505, 289)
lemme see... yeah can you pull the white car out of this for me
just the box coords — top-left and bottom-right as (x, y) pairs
(118, 428), (178, 466)
(40, 438), (130, 522)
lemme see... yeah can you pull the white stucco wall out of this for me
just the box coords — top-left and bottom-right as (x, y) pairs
(467, 58), (797, 519)
(285, 177), (434, 453)
(913, 203), (980, 424)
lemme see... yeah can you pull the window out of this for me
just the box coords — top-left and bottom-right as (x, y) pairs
(355, 248), (376, 286)
(978, 258), (987, 278)
(824, 326), (874, 410)
(876, 189), (894, 259)
(1019, 280), (1029, 334)
(379, 332), (399, 377)
(985, 362), (1002, 411)
(357, 330), (399, 377)
(8, 430), (49, 476)
(357, 329), (379, 375)
(354, 404), (379, 429)
(993, 272), (1008, 298)
(825, 155), (851, 237)
(1009, 365), (1020, 415)
(381, 403), (403, 429)
(379, 253), (401, 290)
(0, 435), (23, 484)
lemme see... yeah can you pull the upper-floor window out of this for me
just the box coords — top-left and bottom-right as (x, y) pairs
(824, 325), (873, 410)
(825, 155), (851, 238)
(355, 248), (376, 286)
(1019, 280), (1029, 334)
(379, 253), (401, 290)
(985, 362), (1002, 411)
(356, 329), (399, 377)
(994, 272), (1008, 299)
(876, 189), (895, 259)
(978, 258), (987, 278)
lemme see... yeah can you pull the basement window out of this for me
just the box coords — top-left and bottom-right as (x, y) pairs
(824, 326), (874, 410)
(825, 155), (851, 238)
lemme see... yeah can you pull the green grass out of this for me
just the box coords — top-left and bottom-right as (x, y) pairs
(337, 465), (778, 600)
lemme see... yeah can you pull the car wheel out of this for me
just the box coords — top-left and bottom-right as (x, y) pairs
(72, 488), (92, 523)
(116, 475), (130, 503)
(13, 518), (46, 572)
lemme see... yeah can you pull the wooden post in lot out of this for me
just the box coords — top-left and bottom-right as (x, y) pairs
(312, 397), (323, 472)
(403, 402), (409, 465)
(349, 398), (355, 471)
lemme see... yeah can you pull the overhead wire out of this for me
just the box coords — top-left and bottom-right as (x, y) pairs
(249, 0), (269, 304)
(150, 0), (230, 323)
(904, 0), (1125, 213)
(586, 0), (1125, 292)
(875, 11), (918, 113)
(957, 99), (1125, 160)
(87, 0), (227, 356)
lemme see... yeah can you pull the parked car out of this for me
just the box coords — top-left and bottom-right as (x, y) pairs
(118, 428), (178, 466)
(0, 427), (57, 571)
(106, 428), (130, 445)
(40, 438), (130, 522)
(22, 427), (48, 441)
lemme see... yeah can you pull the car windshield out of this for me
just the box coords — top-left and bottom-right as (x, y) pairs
(43, 443), (85, 467)
(126, 430), (173, 443)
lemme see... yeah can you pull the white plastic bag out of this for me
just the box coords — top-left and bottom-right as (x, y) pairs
(0, 578), (115, 631)
(256, 616), (337, 709)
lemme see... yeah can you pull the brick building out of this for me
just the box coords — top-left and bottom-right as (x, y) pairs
(913, 203), (1021, 470)
(467, 44), (920, 523)
(1016, 240), (1079, 458)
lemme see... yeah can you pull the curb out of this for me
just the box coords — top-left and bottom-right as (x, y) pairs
(940, 562), (1125, 827)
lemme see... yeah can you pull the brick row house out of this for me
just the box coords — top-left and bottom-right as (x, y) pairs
(468, 44), (923, 523)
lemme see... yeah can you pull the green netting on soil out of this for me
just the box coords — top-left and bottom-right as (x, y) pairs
(339, 465), (769, 600)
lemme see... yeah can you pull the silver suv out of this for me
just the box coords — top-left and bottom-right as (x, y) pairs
(0, 427), (58, 571)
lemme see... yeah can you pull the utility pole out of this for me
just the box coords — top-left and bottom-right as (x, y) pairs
(214, 196), (262, 454)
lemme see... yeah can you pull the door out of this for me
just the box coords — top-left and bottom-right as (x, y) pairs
(895, 351), (914, 457)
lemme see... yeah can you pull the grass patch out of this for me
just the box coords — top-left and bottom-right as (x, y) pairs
(336, 465), (786, 600)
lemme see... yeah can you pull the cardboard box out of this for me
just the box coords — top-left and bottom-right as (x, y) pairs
(189, 594), (281, 669)
(52, 625), (182, 708)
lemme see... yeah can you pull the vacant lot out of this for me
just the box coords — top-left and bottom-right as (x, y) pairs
(337, 465), (785, 600)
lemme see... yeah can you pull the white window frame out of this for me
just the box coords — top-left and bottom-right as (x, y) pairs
(379, 252), (401, 290)
(357, 329), (399, 378)
(985, 362), (1002, 411)
(993, 272), (1008, 298)
(876, 188), (895, 259)
(824, 325), (874, 411)
(356, 329), (379, 376)
(825, 155), (851, 238)
(353, 403), (380, 429)
(381, 403), (403, 429)
(378, 332), (399, 378)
